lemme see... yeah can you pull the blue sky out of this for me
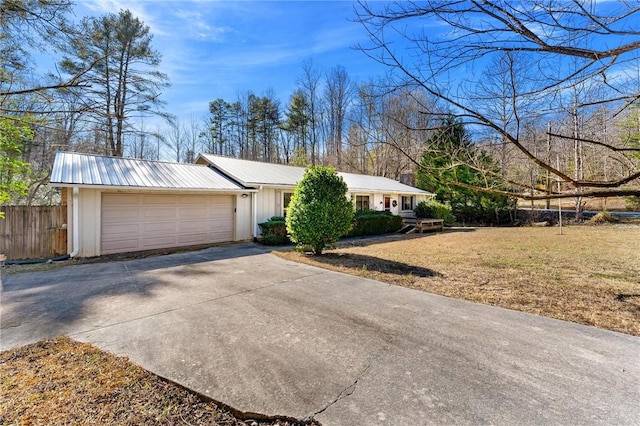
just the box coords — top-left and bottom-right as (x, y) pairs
(73, 0), (388, 121)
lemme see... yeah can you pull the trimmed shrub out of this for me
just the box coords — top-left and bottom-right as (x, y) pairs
(414, 200), (456, 226)
(258, 216), (289, 245)
(286, 166), (354, 254)
(347, 210), (403, 237)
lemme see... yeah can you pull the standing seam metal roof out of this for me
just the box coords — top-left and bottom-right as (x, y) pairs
(197, 154), (430, 195)
(50, 152), (245, 191)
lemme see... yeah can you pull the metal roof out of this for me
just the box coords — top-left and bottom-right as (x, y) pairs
(197, 154), (431, 195)
(197, 154), (306, 186)
(50, 152), (246, 191)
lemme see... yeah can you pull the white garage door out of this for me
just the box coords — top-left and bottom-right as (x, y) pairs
(101, 193), (234, 255)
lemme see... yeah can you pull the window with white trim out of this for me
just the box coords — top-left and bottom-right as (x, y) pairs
(401, 195), (414, 211)
(355, 195), (370, 212)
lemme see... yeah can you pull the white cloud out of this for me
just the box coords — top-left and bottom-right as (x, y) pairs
(74, 0), (167, 36)
(172, 7), (232, 41)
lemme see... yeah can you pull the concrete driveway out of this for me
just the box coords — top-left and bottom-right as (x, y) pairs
(1, 243), (638, 425)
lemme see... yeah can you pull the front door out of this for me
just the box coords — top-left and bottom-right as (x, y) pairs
(384, 196), (391, 212)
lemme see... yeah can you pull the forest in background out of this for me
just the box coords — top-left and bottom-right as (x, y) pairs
(1, 0), (639, 218)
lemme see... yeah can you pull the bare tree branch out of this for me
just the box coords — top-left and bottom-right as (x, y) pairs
(355, 0), (640, 201)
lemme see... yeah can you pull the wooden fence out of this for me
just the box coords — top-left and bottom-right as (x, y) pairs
(0, 206), (67, 260)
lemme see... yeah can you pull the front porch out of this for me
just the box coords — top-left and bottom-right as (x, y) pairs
(400, 217), (444, 233)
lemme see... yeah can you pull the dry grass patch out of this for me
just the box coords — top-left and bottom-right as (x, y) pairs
(0, 337), (317, 426)
(275, 225), (640, 336)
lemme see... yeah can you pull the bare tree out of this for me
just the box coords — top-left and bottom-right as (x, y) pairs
(61, 9), (170, 157)
(0, 0), (87, 117)
(324, 65), (354, 167)
(355, 0), (640, 199)
(297, 59), (323, 165)
(166, 119), (185, 163)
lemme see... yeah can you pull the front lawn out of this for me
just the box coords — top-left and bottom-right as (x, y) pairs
(275, 225), (640, 336)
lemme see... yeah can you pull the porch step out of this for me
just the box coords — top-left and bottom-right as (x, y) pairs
(398, 225), (416, 234)
(401, 217), (444, 233)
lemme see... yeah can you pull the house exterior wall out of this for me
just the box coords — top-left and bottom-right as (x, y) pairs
(66, 189), (73, 254)
(256, 187), (279, 224)
(372, 193), (384, 211)
(251, 188), (430, 236)
(78, 188), (102, 257)
(347, 192), (429, 216)
(398, 193), (430, 217)
(235, 194), (253, 241)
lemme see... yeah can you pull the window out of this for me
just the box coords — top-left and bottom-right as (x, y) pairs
(283, 192), (293, 216)
(355, 195), (370, 212)
(401, 196), (414, 211)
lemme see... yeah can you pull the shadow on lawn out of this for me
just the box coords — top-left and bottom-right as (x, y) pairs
(337, 227), (477, 249)
(311, 252), (441, 278)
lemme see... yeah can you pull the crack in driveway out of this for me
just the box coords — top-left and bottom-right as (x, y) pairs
(306, 363), (372, 421)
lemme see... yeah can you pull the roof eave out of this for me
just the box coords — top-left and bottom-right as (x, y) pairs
(49, 183), (257, 192)
(347, 187), (430, 194)
(197, 155), (252, 187)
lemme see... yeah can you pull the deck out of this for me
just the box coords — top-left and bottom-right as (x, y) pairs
(400, 217), (444, 233)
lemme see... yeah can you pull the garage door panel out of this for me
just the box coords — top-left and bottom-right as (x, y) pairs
(144, 195), (178, 204)
(180, 207), (209, 220)
(209, 222), (232, 234)
(177, 221), (206, 233)
(102, 207), (142, 224)
(177, 233), (210, 245)
(209, 230), (234, 240)
(143, 222), (177, 233)
(101, 193), (234, 255)
(144, 209), (178, 219)
(101, 223), (140, 239)
(102, 238), (140, 253)
(178, 195), (208, 204)
(142, 235), (178, 248)
(103, 193), (140, 205)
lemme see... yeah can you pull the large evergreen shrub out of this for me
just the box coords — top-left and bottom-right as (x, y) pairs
(416, 116), (516, 225)
(286, 166), (354, 255)
(414, 200), (455, 226)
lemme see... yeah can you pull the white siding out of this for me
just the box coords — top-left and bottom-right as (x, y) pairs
(372, 193), (384, 211)
(79, 188), (102, 257)
(256, 187), (279, 224)
(235, 194), (253, 241)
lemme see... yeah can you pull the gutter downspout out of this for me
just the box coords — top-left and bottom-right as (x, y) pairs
(69, 187), (79, 257)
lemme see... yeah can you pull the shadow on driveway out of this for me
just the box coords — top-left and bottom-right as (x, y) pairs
(0, 242), (267, 348)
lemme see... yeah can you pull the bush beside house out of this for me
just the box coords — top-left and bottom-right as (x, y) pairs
(347, 210), (403, 237)
(258, 216), (288, 245)
(259, 211), (404, 245)
(414, 200), (455, 226)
